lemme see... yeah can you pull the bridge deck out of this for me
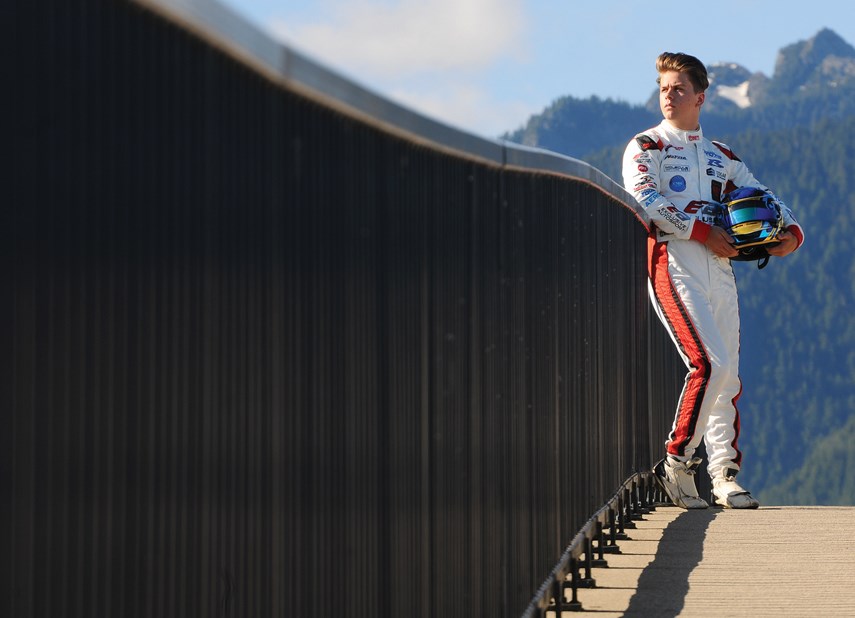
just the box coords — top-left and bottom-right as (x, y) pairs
(564, 506), (855, 616)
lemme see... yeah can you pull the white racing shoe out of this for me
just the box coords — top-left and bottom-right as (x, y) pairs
(653, 456), (709, 509)
(711, 468), (760, 509)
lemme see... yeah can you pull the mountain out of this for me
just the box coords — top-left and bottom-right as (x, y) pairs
(771, 27), (855, 96)
(506, 96), (658, 161)
(505, 28), (855, 159)
(639, 60), (771, 115)
(503, 29), (855, 505)
(702, 63), (769, 113)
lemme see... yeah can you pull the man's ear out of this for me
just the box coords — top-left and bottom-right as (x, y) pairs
(696, 91), (705, 109)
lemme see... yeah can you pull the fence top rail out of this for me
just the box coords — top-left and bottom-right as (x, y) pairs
(130, 0), (648, 227)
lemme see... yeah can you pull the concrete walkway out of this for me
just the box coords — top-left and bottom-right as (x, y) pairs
(567, 506), (855, 616)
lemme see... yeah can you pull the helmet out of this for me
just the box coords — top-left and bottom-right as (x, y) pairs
(718, 187), (783, 262)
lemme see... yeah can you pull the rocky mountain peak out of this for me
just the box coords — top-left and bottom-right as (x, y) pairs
(708, 62), (753, 87)
(705, 62), (769, 111)
(772, 28), (855, 92)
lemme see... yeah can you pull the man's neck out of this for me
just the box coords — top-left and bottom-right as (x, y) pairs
(664, 118), (701, 132)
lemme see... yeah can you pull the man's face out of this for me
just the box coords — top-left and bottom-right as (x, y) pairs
(658, 70), (704, 130)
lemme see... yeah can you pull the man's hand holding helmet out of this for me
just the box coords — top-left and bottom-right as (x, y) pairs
(704, 226), (739, 259)
(766, 230), (798, 257)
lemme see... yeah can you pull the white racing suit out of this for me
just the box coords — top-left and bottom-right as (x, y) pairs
(622, 120), (804, 479)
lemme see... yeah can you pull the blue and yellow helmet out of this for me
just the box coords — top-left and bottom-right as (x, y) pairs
(719, 187), (783, 259)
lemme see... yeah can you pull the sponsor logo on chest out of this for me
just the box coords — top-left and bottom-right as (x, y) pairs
(664, 164), (690, 172)
(669, 175), (687, 192)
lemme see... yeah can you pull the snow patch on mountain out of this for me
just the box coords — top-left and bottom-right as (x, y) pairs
(715, 80), (752, 108)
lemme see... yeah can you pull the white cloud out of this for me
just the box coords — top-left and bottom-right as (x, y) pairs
(388, 82), (533, 138)
(270, 0), (527, 78)
(265, 0), (531, 136)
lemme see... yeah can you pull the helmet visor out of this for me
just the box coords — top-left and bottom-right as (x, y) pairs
(725, 204), (780, 226)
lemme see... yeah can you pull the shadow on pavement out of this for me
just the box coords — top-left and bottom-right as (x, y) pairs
(623, 509), (719, 617)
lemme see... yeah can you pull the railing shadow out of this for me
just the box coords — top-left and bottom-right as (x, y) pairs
(623, 509), (720, 617)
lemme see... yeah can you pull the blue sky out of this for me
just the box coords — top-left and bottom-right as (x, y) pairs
(220, 0), (854, 139)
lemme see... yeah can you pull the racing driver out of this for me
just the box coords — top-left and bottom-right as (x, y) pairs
(622, 52), (805, 509)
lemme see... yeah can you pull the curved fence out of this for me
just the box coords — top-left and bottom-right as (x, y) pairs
(6, 0), (682, 616)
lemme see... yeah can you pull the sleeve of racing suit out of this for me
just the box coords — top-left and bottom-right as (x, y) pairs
(621, 135), (711, 242)
(717, 143), (806, 250)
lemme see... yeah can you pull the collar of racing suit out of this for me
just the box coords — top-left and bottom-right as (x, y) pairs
(660, 119), (703, 144)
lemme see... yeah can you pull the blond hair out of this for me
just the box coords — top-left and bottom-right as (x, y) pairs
(656, 52), (709, 93)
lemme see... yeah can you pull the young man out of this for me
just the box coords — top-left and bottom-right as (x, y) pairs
(622, 52), (805, 509)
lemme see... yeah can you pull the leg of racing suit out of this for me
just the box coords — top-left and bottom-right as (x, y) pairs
(648, 237), (743, 479)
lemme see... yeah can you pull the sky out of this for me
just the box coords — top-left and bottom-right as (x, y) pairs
(220, 0), (855, 140)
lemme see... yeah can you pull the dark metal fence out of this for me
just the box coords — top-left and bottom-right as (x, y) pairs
(5, 0), (681, 616)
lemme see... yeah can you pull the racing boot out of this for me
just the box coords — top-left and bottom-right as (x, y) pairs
(653, 455), (708, 509)
(711, 468), (760, 509)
